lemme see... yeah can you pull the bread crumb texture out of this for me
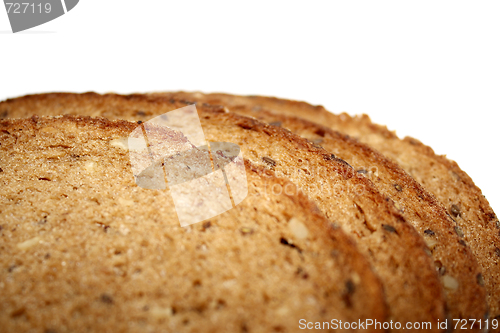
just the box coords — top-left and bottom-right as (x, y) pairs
(0, 116), (386, 333)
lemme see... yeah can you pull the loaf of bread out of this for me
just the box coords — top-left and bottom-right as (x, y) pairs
(0, 92), (498, 332)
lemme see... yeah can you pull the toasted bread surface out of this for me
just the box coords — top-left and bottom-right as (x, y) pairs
(143, 92), (488, 326)
(0, 93), (447, 329)
(146, 91), (500, 320)
(0, 115), (387, 332)
(228, 109), (488, 324)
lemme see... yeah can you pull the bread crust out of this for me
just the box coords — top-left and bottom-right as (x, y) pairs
(142, 92), (488, 326)
(0, 115), (387, 332)
(0, 93), (447, 329)
(148, 91), (500, 322)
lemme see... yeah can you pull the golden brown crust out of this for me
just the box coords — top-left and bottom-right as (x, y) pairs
(0, 93), (447, 329)
(0, 115), (387, 332)
(147, 91), (500, 321)
(144, 92), (488, 325)
(230, 111), (488, 323)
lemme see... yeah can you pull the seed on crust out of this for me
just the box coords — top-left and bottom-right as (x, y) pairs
(424, 229), (435, 236)
(262, 156), (277, 168)
(455, 226), (465, 238)
(443, 275), (459, 291)
(450, 204), (461, 217)
(477, 273), (485, 286)
(382, 224), (396, 233)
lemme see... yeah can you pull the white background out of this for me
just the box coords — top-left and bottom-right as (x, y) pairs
(1, 1), (499, 213)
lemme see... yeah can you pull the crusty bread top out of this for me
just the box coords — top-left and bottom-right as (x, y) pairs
(144, 92), (488, 325)
(222, 107), (488, 323)
(0, 115), (387, 333)
(146, 91), (500, 321)
(0, 93), (447, 329)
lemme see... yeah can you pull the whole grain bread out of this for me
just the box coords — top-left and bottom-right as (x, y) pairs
(0, 93), (447, 329)
(148, 91), (500, 321)
(144, 92), (489, 325)
(0, 115), (387, 333)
